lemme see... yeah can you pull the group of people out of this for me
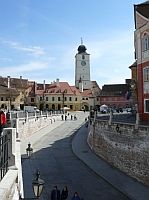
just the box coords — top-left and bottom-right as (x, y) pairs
(51, 185), (82, 200)
(61, 114), (77, 121)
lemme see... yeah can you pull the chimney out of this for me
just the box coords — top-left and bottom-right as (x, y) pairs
(20, 76), (22, 79)
(7, 76), (10, 88)
(56, 78), (59, 86)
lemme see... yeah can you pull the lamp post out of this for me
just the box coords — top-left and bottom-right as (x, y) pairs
(26, 143), (33, 158)
(32, 170), (45, 199)
(20, 170), (45, 199)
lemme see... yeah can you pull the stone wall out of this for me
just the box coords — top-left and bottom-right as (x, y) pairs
(88, 120), (149, 186)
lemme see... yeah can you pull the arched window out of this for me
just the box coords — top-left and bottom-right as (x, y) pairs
(82, 55), (85, 59)
(142, 32), (149, 51)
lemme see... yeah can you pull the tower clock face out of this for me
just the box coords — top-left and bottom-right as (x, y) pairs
(81, 60), (86, 66)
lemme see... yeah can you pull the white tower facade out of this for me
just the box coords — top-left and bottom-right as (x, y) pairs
(75, 44), (91, 90)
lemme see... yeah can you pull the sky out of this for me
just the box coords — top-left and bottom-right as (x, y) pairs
(0, 0), (142, 88)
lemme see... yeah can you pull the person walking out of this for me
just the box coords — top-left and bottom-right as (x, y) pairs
(71, 192), (81, 200)
(0, 109), (7, 136)
(74, 114), (77, 120)
(65, 115), (67, 121)
(51, 185), (61, 200)
(61, 186), (68, 200)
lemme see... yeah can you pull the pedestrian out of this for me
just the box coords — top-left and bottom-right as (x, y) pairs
(71, 115), (73, 120)
(71, 192), (81, 200)
(51, 185), (61, 200)
(65, 115), (67, 121)
(0, 109), (7, 136)
(74, 114), (77, 120)
(61, 186), (68, 200)
(85, 122), (88, 128)
(61, 115), (64, 120)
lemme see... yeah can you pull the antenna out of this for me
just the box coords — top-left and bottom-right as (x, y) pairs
(81, 37), (83, 45)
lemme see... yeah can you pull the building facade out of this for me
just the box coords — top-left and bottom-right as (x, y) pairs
(35, 79), (82, 111)
(100, 83), (130, 110)
(134, 1), (149, 122)
(0, 76), (30, 110)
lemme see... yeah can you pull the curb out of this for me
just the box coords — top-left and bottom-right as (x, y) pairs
(71, 125), (135, 200)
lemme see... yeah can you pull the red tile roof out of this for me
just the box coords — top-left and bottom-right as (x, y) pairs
(35, 81), (81, 96)
(81, 89), (93, 97)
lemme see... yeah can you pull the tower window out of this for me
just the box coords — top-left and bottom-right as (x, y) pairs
(82, 55), (85, 59)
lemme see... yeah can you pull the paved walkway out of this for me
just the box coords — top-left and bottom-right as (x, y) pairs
(20, 115), (65, 155)
(72, 124), (149, 200)
(21, 112), (149, 200)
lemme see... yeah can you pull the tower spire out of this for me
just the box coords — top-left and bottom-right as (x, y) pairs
(81, 37), (83, 45)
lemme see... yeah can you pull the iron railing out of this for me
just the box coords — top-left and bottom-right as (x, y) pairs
(0, 131), (9, 180)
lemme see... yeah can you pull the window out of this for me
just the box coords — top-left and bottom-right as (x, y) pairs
(82, 55), (85, 59)
(69, 97), (72, 101)
(40, 96), (42, 101)
(46, 97), (48, 101)
(1, 97), (3, 101)
(58, 97), (61, 101)
(52, 97), (55, 101)
(142, 34), (149, 51)
(144, 67), (149, 82)
(31, 98), (34, 102)
(75, 98), (77, 101)
(144, 99), (149, 113)
(64, 97), (67, 101)
(70, 105), (73, 109)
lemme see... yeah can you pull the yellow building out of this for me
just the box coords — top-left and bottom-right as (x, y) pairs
(0, 76), (31, 110)
(35, 79), (82, 111)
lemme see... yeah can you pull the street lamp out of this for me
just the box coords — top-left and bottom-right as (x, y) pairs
(32, 169), (45, 199)
(19, 170), (45, 199)
(26, 143), (33, 157)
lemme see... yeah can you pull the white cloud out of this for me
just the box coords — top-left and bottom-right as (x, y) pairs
(0, 61), (49, 77)
(2, 39), (46, 56)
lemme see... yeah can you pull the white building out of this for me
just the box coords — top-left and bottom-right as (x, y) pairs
(75, 44), (91, 91)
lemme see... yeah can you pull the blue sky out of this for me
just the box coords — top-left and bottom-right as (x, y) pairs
(0, 0), (142, 87)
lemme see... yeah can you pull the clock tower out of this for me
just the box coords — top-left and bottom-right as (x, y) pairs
(75, 43), (91, 90)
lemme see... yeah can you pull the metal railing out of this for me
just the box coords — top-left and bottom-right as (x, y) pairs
(0, 131), (9, 180)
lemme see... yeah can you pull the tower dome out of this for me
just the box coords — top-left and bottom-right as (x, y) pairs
(77, 45), (87, 54)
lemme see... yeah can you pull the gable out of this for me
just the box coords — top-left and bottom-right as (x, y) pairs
(136, 12), (148, 29)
